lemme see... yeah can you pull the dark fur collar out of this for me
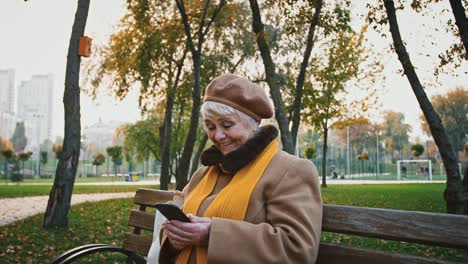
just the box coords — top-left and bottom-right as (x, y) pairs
(200, 125), (278, 173)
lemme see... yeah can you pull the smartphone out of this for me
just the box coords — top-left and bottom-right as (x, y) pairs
(155, 203), (190, 222)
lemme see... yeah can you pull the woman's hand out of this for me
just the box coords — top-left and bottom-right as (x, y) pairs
(165, 215), (212, 250)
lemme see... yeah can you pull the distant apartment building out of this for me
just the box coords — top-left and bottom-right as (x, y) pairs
(17, 74), (54, 149)
(0, 69), (15, 139)
(0, 69), (15, 114)
(0, 111), (17, 140)
(82, 118), (127, 154)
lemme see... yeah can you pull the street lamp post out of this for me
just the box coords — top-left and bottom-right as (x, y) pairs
(347, 126), (350, 177)
(81, 138), (87, 178)
(376, 131), (380, 178)
(33, 113), (43, 178)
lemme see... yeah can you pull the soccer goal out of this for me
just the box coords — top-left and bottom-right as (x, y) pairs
(397, 160), (432, 181)
(439, 163), (463, 180)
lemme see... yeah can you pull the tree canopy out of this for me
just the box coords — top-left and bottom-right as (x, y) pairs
(380, 111), (412, 158)
(420, 87), (468, 152)
(10, 122), (28, 152)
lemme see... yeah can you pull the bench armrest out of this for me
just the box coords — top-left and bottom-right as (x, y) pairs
(49, 244), (146, 264)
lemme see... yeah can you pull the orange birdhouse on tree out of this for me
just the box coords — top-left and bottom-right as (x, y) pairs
(78, 36), (92, 57)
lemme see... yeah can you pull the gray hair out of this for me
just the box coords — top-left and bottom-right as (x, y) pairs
(201, 101), (259, 132)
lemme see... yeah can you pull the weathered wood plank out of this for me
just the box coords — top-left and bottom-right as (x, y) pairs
(122, 233), (152, 256)
(323, 205), (468, 249)
(316, 243), (451, 264)
(134, 188), (175, 207)
(125, 189), (468, 262)
(128, 210), (155, 231)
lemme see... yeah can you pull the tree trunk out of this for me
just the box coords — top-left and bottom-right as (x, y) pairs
(159, 122), (169, 190)
(248, 0), (294, 154)
(160, 53), (186, 190)
(189, 133), (208, 177)
(291, 0), (323, 148)
(175, 53), (201, 190)
(174, 0), (215, 190)
(321, 127), (328, 188)
(449, 0), (468, 57)
(3, 159), (7, 183)
(43, 0), (90, 228)
(463, 165), (468, 214)
(384, 0), (464, 214)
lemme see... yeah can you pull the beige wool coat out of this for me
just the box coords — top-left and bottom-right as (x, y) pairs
(161, 149), (322, 264)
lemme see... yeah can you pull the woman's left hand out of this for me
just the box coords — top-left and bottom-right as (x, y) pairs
(165, 215), (212, 249)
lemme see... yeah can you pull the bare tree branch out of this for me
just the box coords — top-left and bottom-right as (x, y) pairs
(175, 0), (196, 54)
(202, 0), (227, 39)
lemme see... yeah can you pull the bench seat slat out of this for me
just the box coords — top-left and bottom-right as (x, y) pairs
(316, 242), (449, 264)
(122, 233), (152, 256)
(134, 188), (175, 207)
(128, 210), (155, 231)
(323, 205), (468, 250)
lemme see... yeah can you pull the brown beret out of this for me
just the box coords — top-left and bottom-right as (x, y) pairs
(204, 74), (273, 122)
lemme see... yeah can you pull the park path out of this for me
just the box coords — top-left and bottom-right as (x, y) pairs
(0, 192), (135, 227)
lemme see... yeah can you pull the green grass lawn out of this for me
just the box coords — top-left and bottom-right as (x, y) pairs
(0, 183), (467, 263)
(0, 185), (159, 198)
(343, 173), (447, 181)
(321, 183), (446, 212)
(0, 175), (160, 184)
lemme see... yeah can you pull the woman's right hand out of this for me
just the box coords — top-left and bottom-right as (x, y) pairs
(164, 215), (212, 250)
(163, 221), (186, 250)
(167, 233), (187, 250)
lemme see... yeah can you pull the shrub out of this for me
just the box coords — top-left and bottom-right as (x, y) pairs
(10, 161), (23, 182)
(411, 144), (424, 158)
(357, 152), (369, 160)
(303, 142), (317, 159)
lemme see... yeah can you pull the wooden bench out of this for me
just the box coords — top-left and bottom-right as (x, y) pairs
(49, 188), (468, 264)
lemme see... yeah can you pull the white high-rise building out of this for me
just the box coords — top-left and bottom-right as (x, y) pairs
(0, 111), (17, 140)
(17, 74), (54, 149)
(0, 69), (17, 140)
(0, 69), (15, 114)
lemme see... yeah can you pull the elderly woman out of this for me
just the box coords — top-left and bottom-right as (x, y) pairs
(160, 74), (322, 264)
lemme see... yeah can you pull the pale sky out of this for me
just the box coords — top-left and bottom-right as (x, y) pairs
(0, 0), (466, 141)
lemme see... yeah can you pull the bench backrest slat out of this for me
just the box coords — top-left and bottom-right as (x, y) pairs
(122, 233), (152, 256)
(128, 210), (155, 231)
(122, 189), (174, 256)
(323, 204), (468, 250)
(134, 188), (175, 207)
(316, 243), (448, 264)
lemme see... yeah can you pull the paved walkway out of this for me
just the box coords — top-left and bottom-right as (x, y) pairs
(0, 192), (134, 227)
(0, 180), (163, 186)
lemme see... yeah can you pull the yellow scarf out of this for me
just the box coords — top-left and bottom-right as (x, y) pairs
(175, 140), (278, 264)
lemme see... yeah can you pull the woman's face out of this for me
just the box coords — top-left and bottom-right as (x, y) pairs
(204, 113), (255, 155)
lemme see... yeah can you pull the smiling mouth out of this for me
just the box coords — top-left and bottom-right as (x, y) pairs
(219, 142), (232, 148)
